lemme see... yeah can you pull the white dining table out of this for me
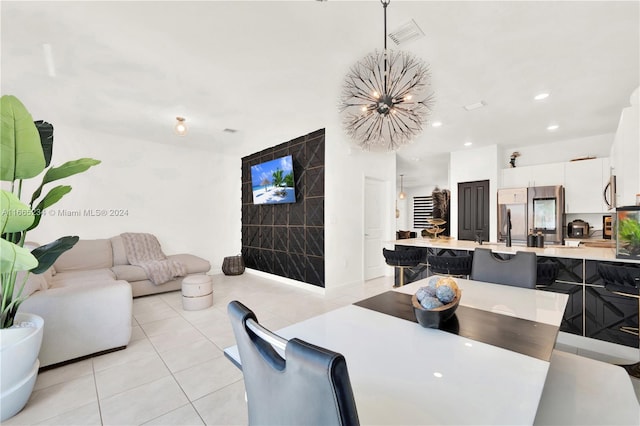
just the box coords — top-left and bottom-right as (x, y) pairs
(224, 278), (569, 425)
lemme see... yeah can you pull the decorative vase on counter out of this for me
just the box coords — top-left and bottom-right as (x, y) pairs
(0, 313), (44, 421)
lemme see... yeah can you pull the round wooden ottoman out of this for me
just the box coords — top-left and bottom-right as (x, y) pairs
(182, 275), (213, 311)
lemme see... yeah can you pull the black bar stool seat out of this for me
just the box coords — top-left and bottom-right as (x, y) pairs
(536, 260), (560, 287)
(383, 248), (423, 287)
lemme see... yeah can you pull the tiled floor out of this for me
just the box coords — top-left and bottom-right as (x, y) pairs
(6, 273), (640, 425)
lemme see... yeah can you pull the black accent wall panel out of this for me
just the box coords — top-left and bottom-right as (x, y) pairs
(241, 129), (325, 287)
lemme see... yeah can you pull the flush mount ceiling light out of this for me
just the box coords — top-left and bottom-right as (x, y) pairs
(431, 121), (442, 128)
(547, 124), (559, 131)
(534, 92), (550, 101)
(399, 174), (406, 199)
(174, 116), (187, 136)
(339, 0), (434, 151)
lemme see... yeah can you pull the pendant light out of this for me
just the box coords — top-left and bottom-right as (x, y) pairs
(339, 0), (434, 151)
(175, 116), (188, 136)
(399, 174), (406, 200)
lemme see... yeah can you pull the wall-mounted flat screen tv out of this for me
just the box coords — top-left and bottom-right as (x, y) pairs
(251, 155), (296, 205)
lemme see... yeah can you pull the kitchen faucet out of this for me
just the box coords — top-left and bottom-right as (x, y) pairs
(506, 208), (512, 247)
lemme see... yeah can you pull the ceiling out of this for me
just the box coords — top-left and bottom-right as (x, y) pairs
(2, 1), (638, 188)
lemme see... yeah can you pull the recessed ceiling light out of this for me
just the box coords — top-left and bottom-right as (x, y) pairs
(463, 101), (486, 111)
(464, 141), (473, 147)
(547, 124), (559, 131)
(534, 92), (550, 101)
(431, 121), (442, 128)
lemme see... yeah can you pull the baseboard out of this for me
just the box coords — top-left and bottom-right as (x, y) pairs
(39, 346), (128, 371)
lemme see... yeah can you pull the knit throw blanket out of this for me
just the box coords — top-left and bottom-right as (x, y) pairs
(120, 233), (186, 285)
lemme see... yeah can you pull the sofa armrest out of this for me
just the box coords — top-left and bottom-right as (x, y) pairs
(167, 254), (211, 274)
(18, 280), (133, 368)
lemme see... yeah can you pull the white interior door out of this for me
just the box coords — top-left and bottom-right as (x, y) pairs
(364, 177), (387, 280)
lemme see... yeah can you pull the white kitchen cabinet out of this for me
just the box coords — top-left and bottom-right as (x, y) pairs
(611, 87), (639, 207)
(564, 158), (608, 213)
(501, 162), (564, 188)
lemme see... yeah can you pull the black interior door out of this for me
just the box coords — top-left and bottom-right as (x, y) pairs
(458, 180), (490, 241)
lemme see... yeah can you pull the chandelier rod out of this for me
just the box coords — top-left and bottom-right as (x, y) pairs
(382, 0), (390, 96)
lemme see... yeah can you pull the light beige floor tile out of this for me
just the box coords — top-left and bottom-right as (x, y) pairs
(134, 304), (180, 325)
(139, 315), (194, 337)
(92, 338), (159, 372)
(100, 376), (189, 425)
(148, 327), (206, 353)
(33, 401), (102, 426)
(206, 329), (237, 352)
(141, 403), (205, 425)
(179, 305), (228, 327)
(193, 380), (248, 426)
(95, 354), (171, 399)
(131, 324), (147, 341)
(3, 375), (97, 425)
(34, 359), (93, 391)
(173, 356), (243, 401)
(160, 338), (223, 373)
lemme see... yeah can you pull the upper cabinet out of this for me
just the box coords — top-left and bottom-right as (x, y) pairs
(501, 158), (611, 214)
(611, 86), (639, 207)
(501, 162), (564, 188)
(564, 158), (610, 214)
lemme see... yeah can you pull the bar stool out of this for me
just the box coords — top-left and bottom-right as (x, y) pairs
(597, 263), (640, 379)
(382, 248), (423, 287)
(536, 260), (560, 287)
(427, 253), (472, 278)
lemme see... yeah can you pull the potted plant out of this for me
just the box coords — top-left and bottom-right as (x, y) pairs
(0, 95), (100, 420)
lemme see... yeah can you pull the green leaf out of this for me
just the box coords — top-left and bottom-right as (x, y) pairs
(27, 185), (72, 231)
(0, 95), (46, 181)
(0, 238), (38, 272)
(30, 236), (79, 274)
(30, 158), (100, 205)
(0, 189), (35, 233)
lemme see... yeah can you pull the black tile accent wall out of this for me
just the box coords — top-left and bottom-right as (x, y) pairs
(241, 129), (325, 287)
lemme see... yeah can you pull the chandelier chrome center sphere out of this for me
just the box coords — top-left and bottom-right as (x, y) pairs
(340, 0), (434, 151)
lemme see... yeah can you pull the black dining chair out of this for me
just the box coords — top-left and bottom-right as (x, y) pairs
(227, 301), (360, 426)
(596, 263), (640, 379)
(470, 248), (537, 289)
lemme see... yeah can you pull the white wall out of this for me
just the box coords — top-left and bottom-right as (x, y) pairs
(22, 125), (240, 273)
(325, 125), (396, 288)
(449, 145), (500, 242)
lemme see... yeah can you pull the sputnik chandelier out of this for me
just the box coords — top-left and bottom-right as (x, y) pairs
(339, 0), (434, 151)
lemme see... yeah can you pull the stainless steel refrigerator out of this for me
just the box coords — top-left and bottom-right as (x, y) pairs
(498, 186), (565, 245)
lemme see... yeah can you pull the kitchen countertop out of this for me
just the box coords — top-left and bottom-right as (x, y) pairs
(390, 237), (640, 264)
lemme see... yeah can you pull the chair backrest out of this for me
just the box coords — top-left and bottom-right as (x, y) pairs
(228, 301), (360, 426)
(382, 248), (424, 266)
(470, 248), (537, 288)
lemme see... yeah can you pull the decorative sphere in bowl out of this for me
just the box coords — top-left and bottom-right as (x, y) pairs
(412, 278), (462, 328)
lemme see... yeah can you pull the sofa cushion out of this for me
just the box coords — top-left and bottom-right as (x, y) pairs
(111, 264), (147, 282)
(167, 254), (211, 274)
(50, 268), (116, 288)
(110, 235), (128, 266)
(54, 239), (113, 271)
(14, 271), (48, 298)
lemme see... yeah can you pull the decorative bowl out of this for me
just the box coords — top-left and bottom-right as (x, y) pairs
(412, 288), (461, 328)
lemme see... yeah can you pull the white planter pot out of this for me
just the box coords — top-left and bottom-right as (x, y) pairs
(0, 313), (44, 421)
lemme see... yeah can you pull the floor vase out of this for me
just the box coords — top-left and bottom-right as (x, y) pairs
(0, 313), (44, 421)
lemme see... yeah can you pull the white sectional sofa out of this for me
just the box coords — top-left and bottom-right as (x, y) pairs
(17, 236), (211, 368)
